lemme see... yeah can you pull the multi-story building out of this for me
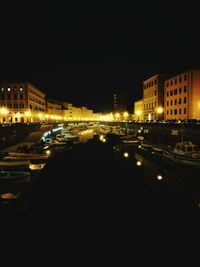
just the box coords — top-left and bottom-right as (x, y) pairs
(46, 99), (63, 121)
(164, 70), (200, 121)
(0, 81), (45, 123)
(134, 99), (144, 121)
(113, 92), (127, 115)
(143, 74), (165, 121)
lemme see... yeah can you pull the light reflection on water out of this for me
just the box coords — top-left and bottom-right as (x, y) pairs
(113, 144), (200, 209)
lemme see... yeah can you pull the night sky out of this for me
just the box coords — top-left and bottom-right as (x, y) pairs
(1, 7), (200, 113)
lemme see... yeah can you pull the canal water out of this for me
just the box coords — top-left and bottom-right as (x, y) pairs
(1, 131), (200, 227)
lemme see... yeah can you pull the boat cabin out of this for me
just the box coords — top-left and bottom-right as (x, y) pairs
(173, 142), (198, 156)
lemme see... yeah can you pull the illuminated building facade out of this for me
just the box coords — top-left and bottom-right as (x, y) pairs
(46, 99), (62, 121)
(164, 70), (200, 120)
(0, 82), (45, 123)
(134, 99), (144, 121)
(143, 74), (165, 121)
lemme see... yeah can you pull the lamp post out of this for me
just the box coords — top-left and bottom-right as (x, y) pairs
(156, 107), (164, 121)
(0, 107), (9, 124)
(136, 110), (142, 121)
(25, 111), (31, 124)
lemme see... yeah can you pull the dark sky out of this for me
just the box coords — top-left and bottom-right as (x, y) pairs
(1, 7), (200, 113)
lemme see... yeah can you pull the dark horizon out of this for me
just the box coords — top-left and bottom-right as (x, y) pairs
(1, 11), (200, 113)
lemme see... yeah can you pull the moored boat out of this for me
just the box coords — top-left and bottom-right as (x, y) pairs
(0, 171), (31, 183)
(162, 141), (200, 168)
(0, 160), (31, 172)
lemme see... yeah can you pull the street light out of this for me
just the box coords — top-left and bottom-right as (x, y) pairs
(0, 108), (9, 123)
(135, 110), (142, 121)
(156, 107), (164, 121)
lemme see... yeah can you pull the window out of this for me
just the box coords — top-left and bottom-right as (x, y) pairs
(155, 90), (157, 96)
(170, 90), (173, 96)
(155, 80), (157, 85)
(175, 99), (177, 105)
(179, 109), (182, 114)
(167, 110), (169, 115)
(184, 108), (187, 114)
(7, 94), (11, 100)
(1, 94), (5, 100)
(179, 87), (182, 94)
(20, 87), (23, 91)
(175, 78), (177, 84)
(14, 94), (18, 100)
(174, 89), (178, 95)
(171, 80), (173, 86)
(20, 94), (24, 100)
(184, 86), (187, 93)
(184, 74), (187, 81)
(171, 100), (173, 105)
(171, 110), (173, 115)
(184, 97), (187, 104)
(174, 109), (177, 115)
(167, 91), (169, 97)
(179, 98), (182, 104)
(7, 87), (11, 91)
(179, 77), (182, 83)
(13, 87), (17, 92)
(155, 101), (156, 107)
(167, 82), (169, 87)
(1, 88), (4, 91)
(167, 101), (169, 106)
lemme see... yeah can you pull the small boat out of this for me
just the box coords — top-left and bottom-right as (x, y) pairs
(140, 141), (153, 151)
(6, 152), (49, 160)
(0, 160), (31, 172)
(120, 135), (140, 144)
(0, 171), (31, 183)
(163, 141), (200, 168)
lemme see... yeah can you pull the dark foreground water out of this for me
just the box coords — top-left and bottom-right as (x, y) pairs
(1, 134), (200, 229)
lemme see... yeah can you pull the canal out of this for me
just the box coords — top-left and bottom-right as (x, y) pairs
(1, 130), (200, 226)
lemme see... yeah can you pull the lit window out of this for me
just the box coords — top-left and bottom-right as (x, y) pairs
(7, 87), (11, 91)
(20, 87), (23, 91)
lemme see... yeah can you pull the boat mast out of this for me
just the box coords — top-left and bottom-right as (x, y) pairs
(181, 124), (184, 143)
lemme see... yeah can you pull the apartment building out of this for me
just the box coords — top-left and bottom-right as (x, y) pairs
(164, 70), (200, 120)
(0, 82), (45, 123)
(143, 74), (165, 121)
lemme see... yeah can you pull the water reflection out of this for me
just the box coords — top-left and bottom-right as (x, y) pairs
(113, 144), (200, 209)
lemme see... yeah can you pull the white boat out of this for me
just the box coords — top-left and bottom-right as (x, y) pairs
(0, 160), (31, 171)
(120, 135), (140, 144)
(5, 152), (49, 160)
(163, 141), (200, 167)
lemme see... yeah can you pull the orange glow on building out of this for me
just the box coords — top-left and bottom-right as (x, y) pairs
(164, 70), (200, 120)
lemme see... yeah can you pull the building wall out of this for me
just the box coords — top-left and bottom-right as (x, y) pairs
(164, 70), (200, 120)
(134, 99), (144, 121)
(143, 74), (165, 121)
(46, 99), (62, 121)
(0, 82), (45, 123)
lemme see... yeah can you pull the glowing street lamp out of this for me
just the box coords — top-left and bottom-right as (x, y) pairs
(157, 107), (164, 114)
(123, 111), (129, 120)
(135, 110), (142, 121)
(115, 113), (120, 120)
(0, 108), (9, 123)
(156, 107), (164, 121)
